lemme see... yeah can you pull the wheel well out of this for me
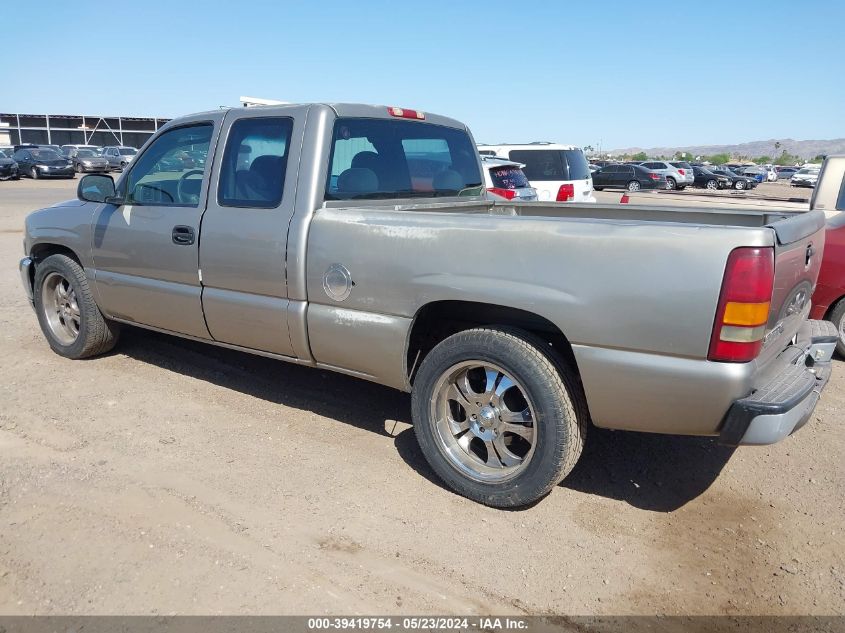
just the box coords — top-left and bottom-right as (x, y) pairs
(30, 243), (81, 265)
(406, 300), (577, 384)
(825, 295), (845, 320)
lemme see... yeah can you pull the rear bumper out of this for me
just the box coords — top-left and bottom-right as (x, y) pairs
(718, 319), (837, 446)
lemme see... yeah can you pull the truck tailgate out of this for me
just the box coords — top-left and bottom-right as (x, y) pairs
(758, 210), (827, 365)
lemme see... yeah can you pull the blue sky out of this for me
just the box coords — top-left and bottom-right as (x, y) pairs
(4, 1), (844, 149)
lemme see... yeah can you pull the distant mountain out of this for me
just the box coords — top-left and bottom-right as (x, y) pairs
(607, 138), (845, 160)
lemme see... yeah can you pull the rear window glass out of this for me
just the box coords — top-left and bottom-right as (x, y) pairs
(670, 161), (692, 169)
(325, 118), (482, 200)
(489, 165), (530, 189)
(507, 149), (590, 181)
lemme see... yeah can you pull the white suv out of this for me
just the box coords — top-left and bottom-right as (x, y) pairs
(477, 143), (596, 203)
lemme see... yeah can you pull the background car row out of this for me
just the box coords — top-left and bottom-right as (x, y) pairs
(0, 143), (138, 181)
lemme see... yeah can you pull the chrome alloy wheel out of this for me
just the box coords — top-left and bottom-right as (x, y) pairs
(41, 272), (80, 345)
(430, 361), (537, 483)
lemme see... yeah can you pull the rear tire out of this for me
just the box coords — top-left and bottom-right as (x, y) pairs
(593, 186), (603, 191)
(411, 327), (587, 508)
(627, 180), (640, 192)
(33, 254), (119, 359)
(665, 177), (676, 190)
(829, 298), (845, 358)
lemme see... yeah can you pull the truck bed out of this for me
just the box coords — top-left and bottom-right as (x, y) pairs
(325, 198), (823, 234)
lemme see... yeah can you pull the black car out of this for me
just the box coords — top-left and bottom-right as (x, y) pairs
(707, 167), (758, 190)
(691, 166), (731, 190)
(0, 149), (20, 180)
(13, 148), (75, 179)
(592, 163), (666, 192)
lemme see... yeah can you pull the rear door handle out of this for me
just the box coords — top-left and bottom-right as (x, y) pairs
(172, 225), (195, 245)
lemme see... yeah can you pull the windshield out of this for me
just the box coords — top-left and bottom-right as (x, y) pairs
(0, 150), (7, 159)
(119, 148), (137, 156)
(76, 150), (96, 158)
(325, 118), (483, 200)
(31, 149), (62, 161)
(489, 165), (531, 189)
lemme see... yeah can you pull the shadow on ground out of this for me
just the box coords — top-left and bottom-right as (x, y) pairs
(117, 327), (734, 512)
(561, 427), (735, 512)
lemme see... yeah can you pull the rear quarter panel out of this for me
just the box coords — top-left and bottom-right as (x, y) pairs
(304, 207), (774, 431)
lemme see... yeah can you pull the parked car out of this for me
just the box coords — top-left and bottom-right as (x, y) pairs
(667, 161), (696, 188)
(638, 161), (691, 190)
(808, 155), (845, 356)
(791, 167), (820, 187)
(480, 156), (538, 201)
(592, 163), (665, 191)
(738, 166), (767, 183)
(102, 146), (138, 170)
(708, 167), (758, 190)
(12, 147), (74, 179)
(18, 103), (834, 508)
(0, 149), (20, 180)
(61, 144), (100, 159)
(776, 167), (799, 179)
(692, 166), (732, 190)
(477, 143), (595, 202)
(70, 149), (110, 174)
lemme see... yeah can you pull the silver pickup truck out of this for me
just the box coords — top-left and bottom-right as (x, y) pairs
(18, 103), (837, 507)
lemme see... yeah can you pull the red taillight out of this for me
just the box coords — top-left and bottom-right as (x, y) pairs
(649, 173), (660, 180)
(387, 106), (425, 120)
(677, 169), (686, 175)
(708, 247), (775, 362)
(487, 187), (516, 200)
(556, 184), (575, 201)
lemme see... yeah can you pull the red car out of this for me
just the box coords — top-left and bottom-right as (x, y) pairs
(810, 213), (845, 356)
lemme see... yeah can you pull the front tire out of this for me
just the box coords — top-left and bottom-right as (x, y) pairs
(705, 179), (718, 190)
(33, 254), (119, 359)
(31, 167), (40, 180)
(627, 180), (641, 192)
(411, 327), (587, 508)
(76, 163), (84, 173)
(734, 180), (746, 190)
(829, 298), (845, 358)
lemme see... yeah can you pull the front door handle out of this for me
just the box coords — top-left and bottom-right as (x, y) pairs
(172, 225), (195, 245)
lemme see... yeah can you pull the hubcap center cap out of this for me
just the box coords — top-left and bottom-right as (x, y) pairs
(471, 406), (499, 440)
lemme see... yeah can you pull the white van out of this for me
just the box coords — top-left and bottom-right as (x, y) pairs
(477, 143), (596, 203)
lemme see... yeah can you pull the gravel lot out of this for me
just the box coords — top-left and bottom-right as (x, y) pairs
(0, 177), (842, 616)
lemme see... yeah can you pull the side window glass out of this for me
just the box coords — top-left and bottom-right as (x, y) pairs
(124, 124), (213, 207)
(218, 117), (293, 208)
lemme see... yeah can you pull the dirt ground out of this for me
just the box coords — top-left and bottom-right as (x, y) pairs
(0, 178), (842, 616)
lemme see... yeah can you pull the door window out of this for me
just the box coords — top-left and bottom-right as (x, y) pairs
(123, 124), (213, 207)
(218, 117), (293, 208)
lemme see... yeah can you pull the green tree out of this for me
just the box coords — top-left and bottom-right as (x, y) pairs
(703, 153), (730, 165)
(753, 155), (772, 164)
(812, 154), (827, 162)
(774, 150), (801, 166)
(631, 151), (648, 161)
